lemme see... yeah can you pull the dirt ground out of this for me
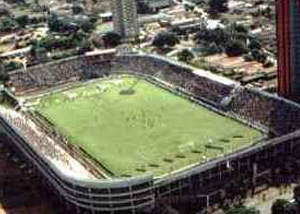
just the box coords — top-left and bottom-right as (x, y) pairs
(244, 186), (294, 214)
(204, 54), (276, 74)
(0, 142), (57, 214)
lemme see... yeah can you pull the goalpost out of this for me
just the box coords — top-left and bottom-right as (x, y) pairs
(138, 150), (148, 169)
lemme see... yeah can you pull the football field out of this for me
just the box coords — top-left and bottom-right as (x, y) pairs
(33, 76), (263, 177)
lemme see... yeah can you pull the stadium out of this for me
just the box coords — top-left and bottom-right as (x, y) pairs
(2, 50), (300, 214)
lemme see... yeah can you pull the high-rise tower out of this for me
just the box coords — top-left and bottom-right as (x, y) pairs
(111, 0), (139, 40)
(276, 0), (300, 98)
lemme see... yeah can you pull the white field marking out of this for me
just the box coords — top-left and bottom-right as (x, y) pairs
(137, 151), (148, 168)
(178, 141), (195, 153)
(66, 92), (77, 100)
(109, 79), (124, 85)
(96, 85), (108, 94)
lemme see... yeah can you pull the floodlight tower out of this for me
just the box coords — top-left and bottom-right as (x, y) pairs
(276, 0), (300, 99)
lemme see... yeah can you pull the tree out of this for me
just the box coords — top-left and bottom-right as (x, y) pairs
(194, 26), (231, 47)
(72, 4), (84, 15)
(36, 47), (48, 63)
(79, 20), (94, 33)
(249, 38), (262, 50)
(0, 7), (11, 16)
(262, 7), (272, 18)
(0, 69), (9, 82)
(78, 40), (92, 54)
(294, 185), (300, 204)
(293, 185), (300, 213)
(203, 42), (223, 56)
(152, 32), (179, 49)
(225, 40), (248, 57)
(15, 15), (29, 28)
(251, 49), (267, 64)
(137, 1), (150, 14)
(30, 39), (49, 62)
(272, 199), (288, 214)
(4, 0), (25, 4)
(285, 203), (297, 214)
(208, 0), (228, 14)
(0, 17), (19, 32)
(102, 31), (122, 47)
(271, 199), (296, 214)
(48, 13), (60, 32)
(184, 4), (195, 12)
(177, 49), (194, 62)
(48, 14), (79, 33)
(172, 26), (184, 35)
(30, 31), (88, 52)
(31, 36), (53, 50)
(226, 205), (260, 214)
(231, 23), (249, 34)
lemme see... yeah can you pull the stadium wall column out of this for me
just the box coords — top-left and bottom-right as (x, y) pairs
(276, 0), (300, 99)
(289, 0), (300, 96)
(276, 0), (291, 97)
(252, 163), (258, 188)
(88, 188), (96, 214)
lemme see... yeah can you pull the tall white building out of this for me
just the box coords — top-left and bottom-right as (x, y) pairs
(111, 0), (139, 40)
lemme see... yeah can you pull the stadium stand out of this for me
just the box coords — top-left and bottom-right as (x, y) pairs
(9, 53), (299, 136)
(0, 106), (94, 179)
(229, 88), (300, 135)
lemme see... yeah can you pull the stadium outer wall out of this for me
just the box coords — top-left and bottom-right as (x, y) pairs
(3, 53), (300, 213)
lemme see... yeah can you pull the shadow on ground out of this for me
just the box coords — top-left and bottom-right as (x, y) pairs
(0, 142), (57, 214)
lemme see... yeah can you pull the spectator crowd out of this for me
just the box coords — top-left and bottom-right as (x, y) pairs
(0, 106), (94, 179)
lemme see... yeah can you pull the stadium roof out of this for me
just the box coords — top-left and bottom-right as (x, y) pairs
(145, 53), (237, 86)
(85, 49), (116, 56)
(193, 69), (237, 86)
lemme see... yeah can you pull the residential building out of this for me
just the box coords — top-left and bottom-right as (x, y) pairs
(111, 0), (139, 40)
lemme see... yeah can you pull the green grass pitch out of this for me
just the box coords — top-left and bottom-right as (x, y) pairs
(32, 76), (263, 177)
